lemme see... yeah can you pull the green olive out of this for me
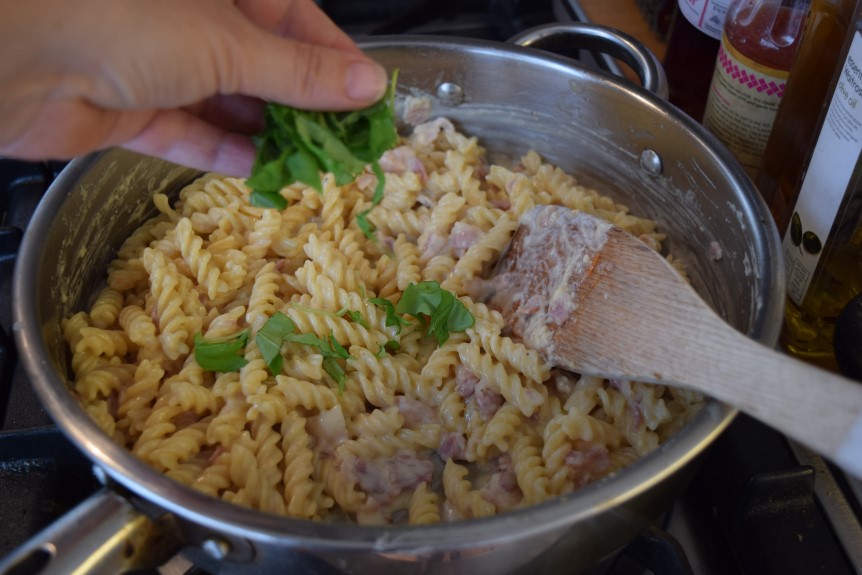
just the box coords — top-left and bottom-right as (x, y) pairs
(790, 212), (802, 246)
(802, 231), (822, 254)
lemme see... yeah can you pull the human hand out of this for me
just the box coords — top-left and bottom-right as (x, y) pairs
(0, 0), (388, 175)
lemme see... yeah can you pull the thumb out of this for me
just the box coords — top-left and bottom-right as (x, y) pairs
(224, 32), (388, 111)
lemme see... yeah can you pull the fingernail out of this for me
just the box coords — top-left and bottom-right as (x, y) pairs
(346, 61), (387, 102)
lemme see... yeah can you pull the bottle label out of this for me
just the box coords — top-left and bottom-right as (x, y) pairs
(782, 31), (862, 306)
(702, 35), (789, 175)
(678, 0), (730, 40)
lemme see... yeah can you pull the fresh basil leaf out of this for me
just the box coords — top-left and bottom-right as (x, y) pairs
(356, 209), (376, 240)
(396, 281), (442, 317)
(284, 332), (328, 349)
(429, 289), (455, 346)
(337, 308), (369, 329)
(447, 299), (475, 332)
(194, 330), (250, 372)
(322, 356), (347, 393)
(295, 114), (367, 184)
(370, 160), (386, 207)
(368, 69), (399, 156)
(280, 333), (353, 393)
(384, 339), (401, 353)
(394, 281), (474, 347)
(369, 297), (411, 334)
(252, 311), (359, 388)
(256, 312), (297, 374)
(249, 190), (288, 210)
(247, 71), (399, 219)
(327, 334), (352, 360)
(246, 152), (288, 195)
(286, 146), (324, 194)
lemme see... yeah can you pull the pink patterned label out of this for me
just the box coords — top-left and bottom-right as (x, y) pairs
(702, 39), (789, 175)
(717, 44), (786, 98)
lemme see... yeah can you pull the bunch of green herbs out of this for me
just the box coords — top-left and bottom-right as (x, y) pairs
(246, 70), (399, 226)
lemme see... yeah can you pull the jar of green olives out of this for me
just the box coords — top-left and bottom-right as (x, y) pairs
(757, 0), (862, 371)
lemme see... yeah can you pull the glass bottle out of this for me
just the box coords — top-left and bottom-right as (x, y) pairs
(757, 0), (859, 229)
(757, 0), (862, 370)
(701, 0), (811, 178)
(663, 0), (731, 121)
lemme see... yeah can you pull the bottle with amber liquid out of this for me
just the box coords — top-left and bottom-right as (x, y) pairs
(758, 0), (859, 223)
(663, 0), (731, 120)
(702, 0), (810, 178)
(756, 0), (862, 370)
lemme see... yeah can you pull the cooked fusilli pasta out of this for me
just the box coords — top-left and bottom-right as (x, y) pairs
(64, 116), (704, 525)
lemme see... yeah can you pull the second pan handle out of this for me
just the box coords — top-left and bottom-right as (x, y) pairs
(508, 23), (669, 100)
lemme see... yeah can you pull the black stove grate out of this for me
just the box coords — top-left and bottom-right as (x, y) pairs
(0, 162), (103, 561)
(0, 162), (57, 432)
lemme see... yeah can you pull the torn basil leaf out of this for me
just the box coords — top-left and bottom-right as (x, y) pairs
(194, 330), (250, 372)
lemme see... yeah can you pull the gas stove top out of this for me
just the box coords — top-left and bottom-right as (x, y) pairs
(1, 2), (861, 574)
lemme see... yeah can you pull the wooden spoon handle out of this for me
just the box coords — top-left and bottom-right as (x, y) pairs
(671, 320), (862, 477)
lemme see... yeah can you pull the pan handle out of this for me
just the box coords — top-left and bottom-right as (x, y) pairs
(0, 488), (184, 575)
(508, 23), (669, 100)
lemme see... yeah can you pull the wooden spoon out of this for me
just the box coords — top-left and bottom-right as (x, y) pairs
(488, 205), (862, 478)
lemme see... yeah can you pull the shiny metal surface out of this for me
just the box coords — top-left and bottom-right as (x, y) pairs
(11, 27), (785, 574)
(0, 490), (181, 575)
(509, 23), (668, 99)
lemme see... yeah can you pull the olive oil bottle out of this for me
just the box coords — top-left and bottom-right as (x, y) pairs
(757, 0), (862, 369)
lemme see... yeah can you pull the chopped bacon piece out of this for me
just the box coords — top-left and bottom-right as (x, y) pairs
(490, 197), (512, 210)
(438, 432), (467, 461)
(396, 396), (438, 427)
(420, 231), (449, 261)
(380, 235), (396, 252)
(449, 221), (483, 254)
(607, 378), (624, 391)
(355, 172), (378, 191)
(379, 146), (427, 178)
(411, 117), (455, 147)
(207, 445), (226, 465)
(480, 455), (520, 509)
(346, 451), (433, 504)
(566, 441), (611, 487)
(107, 390), (120, 418)
(403, 96), (433, 126)
(173, 410), (200, 428)
(274, 258), (291, 273)
(474, 379), (504, 420)
(455, 365), (478, 399)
